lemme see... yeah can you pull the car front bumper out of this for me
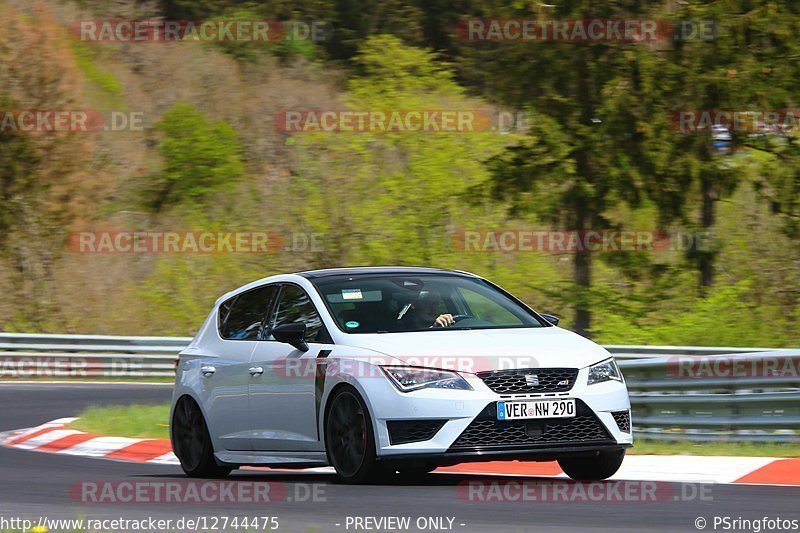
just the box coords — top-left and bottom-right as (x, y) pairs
(354, 366), (633, 459)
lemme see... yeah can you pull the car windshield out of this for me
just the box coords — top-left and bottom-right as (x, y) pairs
(312, 274), (546, 334)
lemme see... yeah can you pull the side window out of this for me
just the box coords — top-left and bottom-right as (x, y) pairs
(220, 285), (278, 340)
(268, 284), (323, 342)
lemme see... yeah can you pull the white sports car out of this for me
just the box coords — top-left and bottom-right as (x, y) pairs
(171, 267), (632, 483)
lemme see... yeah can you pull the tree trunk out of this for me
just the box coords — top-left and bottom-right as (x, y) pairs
(698, 178), (715, 291)
(572, 40), (595, 338)
(573, 243), (592, 337)
(572, 201), (592, 338)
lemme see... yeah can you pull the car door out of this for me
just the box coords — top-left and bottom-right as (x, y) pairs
(201, 284), (278, 451)
(249, 283), (333, 452)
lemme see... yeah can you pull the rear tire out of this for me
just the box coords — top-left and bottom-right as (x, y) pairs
(558, 449), (625, 481)
(325, 386), (386, 484)
(171, 396), (232, 478)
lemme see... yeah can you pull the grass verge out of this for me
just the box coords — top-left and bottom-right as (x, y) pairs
(630, 439), (800, 458)
(67, 403), (800, 457)
(70, 403), (170, 439)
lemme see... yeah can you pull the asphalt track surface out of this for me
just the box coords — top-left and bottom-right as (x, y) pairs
(0, 383), (798, 533)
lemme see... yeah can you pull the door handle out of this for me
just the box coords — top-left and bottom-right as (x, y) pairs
(200, 365), (216, 376)
(249, 366), (264, 376)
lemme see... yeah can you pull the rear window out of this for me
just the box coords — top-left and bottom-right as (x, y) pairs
(219, 285), (278, 340)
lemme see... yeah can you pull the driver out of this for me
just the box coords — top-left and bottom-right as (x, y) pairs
(398, 290), (455, 328)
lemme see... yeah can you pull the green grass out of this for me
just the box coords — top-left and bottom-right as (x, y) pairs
(630, 439), (800, 457)
(70, 403), (170, 439)
(67, 403), (800, 457)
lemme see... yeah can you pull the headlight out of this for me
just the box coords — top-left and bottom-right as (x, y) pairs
(587, 358), (622, 385)
(381, 366), (473, 392)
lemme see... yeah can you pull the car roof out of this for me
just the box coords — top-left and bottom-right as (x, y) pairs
(215, 267), (480, 306)
(297, 266), (478, 279)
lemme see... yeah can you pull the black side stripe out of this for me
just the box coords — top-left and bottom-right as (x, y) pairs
(314, 349), (332, 440)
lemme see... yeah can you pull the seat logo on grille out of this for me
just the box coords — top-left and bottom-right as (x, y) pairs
(524, 374), (539, 387)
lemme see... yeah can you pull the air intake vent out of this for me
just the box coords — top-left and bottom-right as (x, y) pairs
(612, 410), (631, 433)
(387, 419), (447, 445)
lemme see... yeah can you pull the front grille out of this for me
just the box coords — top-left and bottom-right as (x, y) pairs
(387, 419), (447, 445)
(449, 400), (612, 451)
(612, 410), (631, 433)
(477, 367), (579, 394)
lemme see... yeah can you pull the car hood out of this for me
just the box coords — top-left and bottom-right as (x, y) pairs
(337, 326), (610, 373)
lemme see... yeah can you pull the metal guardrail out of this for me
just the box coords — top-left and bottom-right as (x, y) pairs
(0, 333), (797, 442)
(619, 351), (800, 442)
(605, 345), (794, 359)
(0, 333), (187, 379)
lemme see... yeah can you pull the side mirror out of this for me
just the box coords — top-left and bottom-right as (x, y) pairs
(271, 322), (309, 352)
(540, 313), (560, 326)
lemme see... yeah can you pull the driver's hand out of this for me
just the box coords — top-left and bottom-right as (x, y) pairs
(434, 314), (455, 327)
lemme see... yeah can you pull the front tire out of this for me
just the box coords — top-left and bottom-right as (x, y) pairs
(324, 386), (385, 484)
(171, 396), (232, 478)
(558, 449), (625, 481)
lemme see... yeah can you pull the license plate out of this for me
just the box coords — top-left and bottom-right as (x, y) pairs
(497, 399), (576, 420)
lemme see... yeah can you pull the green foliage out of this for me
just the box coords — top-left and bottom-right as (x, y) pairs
(594, 281), (795, 347)
(0, 95), (40, 244)
(157, 2), (327, 62)
(746, 133), (800, 238)
(282, 35), (508, 269)
(159, 0), (246, 19)
(146, 102), (245, 213)
(272, 34), (319, 63)
(135, 230), (285, 335)
(459, 0), (800, 333)
(69, 41), (122, 97)
(211, 7), (265, 62)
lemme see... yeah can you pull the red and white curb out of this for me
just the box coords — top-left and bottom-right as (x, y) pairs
(0, 418), (177, 464)
(3, 419), (798, 486)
